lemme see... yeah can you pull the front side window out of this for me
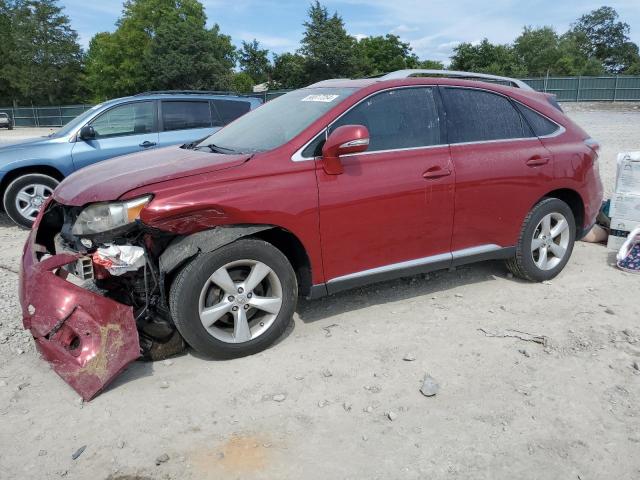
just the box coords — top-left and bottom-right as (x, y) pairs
(90, 101), (154, 138)
(162, 101), (211, 131)
(442, 88), (526, 143)
(197, 88), (356, 153)
(330, 87), (442, 152)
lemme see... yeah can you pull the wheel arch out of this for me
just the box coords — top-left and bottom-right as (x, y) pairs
(159, 224), (314, 298)
(536, 188), (584, 235)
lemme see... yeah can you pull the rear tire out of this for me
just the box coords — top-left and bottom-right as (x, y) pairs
(169, 238), (297, 359)
(3, 173), (58, 228)
(506, 198), (576, 282)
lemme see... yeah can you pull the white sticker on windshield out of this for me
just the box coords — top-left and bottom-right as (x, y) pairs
(301, 94), (340, 103)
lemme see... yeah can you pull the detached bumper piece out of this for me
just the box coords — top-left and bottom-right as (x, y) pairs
(19, 233), (140, 400)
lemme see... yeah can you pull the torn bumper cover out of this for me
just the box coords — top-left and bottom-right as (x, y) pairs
(19, 231), (140, 400)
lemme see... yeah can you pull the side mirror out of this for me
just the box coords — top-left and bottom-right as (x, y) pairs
(79, 125), (96, 141)
(321, 125), (370, 175)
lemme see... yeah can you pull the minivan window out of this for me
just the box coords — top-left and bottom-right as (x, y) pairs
(442, 88), (526, 143)
(515, 102), (560, 137)
(162, 101), (211, 131)
(212, 99), (251, 127)
(198, 88), (356, 153)
(90, 101), (154, 138)
(329, 87), (442, 152)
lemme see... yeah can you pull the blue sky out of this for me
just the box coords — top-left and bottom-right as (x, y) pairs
(61, 0), (640, 64)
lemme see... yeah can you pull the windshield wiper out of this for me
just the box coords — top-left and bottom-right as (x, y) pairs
(195, 143), (240, 154)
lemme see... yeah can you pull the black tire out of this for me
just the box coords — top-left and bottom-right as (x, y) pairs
(3, 173), (59, 228)
(8, 125), (13, 130)
(506, 198), (576, 282)
(169, 238), (298, 359)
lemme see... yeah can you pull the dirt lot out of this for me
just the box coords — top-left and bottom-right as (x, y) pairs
(0, 104), (639, 480)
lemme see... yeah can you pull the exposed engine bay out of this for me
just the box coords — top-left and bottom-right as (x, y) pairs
(36, 201), (186, 361)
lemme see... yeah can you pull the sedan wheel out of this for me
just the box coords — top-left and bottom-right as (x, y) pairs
(530, 212), (571, 270)
(3, 173), (59, 228)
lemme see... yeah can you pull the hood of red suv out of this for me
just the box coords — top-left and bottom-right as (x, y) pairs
(54, 146), (251, 206)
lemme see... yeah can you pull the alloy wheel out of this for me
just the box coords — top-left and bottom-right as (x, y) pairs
(15, 183), (53, 221)
(198, 259), (283, 343)
(531, 212), (570, 271)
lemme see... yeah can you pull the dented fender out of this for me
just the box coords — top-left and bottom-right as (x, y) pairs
(158, 224), (273, 274)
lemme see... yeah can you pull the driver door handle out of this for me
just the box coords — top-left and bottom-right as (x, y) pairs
(139, 141), (157, 148)
(423, 165), (452, 179)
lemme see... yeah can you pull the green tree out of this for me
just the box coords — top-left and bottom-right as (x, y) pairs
(1, 0), (85, 106)
(272, 52), (307, 88)
(231, 72), (254, 93)
(570, 6), (639, 73)
(86, 0), (235, 100)
(299, 1), (356, 82)
(417, 59), (444, 70)
(450, 39), (526, 77)
(354, 34), (419, 76)
(514, 27), (562, 77)
(238, 39), (271, 84)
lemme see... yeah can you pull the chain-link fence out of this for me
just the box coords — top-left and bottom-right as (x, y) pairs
(2, 78), (639, 128)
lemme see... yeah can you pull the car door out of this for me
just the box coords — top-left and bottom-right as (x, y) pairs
(71, 101), (159, 171)
(315, 87), (455, 292)
(157, 100), (216, 147)
(440, 87), (555, 254)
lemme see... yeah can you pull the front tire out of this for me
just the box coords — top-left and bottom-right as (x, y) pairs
(3, 173), (58, 228)
(506, 198), (576, 282)
(169, 238), (297, 359)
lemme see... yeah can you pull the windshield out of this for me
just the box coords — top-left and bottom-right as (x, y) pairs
(196, 88), (356, 153)
(49, 103), (104, 138)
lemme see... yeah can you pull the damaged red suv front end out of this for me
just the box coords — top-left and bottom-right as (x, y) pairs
(19, 214), (140, 400)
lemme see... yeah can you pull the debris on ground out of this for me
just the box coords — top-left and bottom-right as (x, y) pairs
(477, 328), (548, 346)
(321, 369), (333, 378)
(155, 453), (169, 465)
(403, 354), (416, 361)
(71, 445), (86, 460)
(420, 374), (440, 397)
(518, 349), (531, 358)
(322, 324), (339, 337)
(272, 394), (286, 402)
(386, 410), (398, 421)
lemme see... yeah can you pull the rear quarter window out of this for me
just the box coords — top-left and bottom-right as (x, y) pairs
(442, 88), (527, 143)
(212, 99), (251, 127)
(515, 103), (561, 137)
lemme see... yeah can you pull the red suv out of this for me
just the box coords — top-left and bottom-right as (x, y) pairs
(19, 70), (603, 399)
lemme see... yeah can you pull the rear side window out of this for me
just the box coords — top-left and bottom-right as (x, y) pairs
(442, 88), (526, 143)
(162, 101), (211, 131)
(329, 87), (442, 152)
(515, 103), (560, 137)
(212, 99), (251, 127)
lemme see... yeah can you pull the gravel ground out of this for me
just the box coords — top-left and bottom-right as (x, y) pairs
(0, 104), (639, 480)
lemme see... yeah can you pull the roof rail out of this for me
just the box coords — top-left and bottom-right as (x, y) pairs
(134, 90), (252, 97)
(379, 69), (533, 90)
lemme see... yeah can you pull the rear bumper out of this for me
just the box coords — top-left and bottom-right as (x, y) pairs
(19, 229), (140, 400)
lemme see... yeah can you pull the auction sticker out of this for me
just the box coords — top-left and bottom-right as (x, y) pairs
(301, 94), (340, 102)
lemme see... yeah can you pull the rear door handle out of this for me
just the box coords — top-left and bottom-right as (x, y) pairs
(526, 155), (550, 167)
(423, 165), (452, 179)
(139, 141), (157, 148)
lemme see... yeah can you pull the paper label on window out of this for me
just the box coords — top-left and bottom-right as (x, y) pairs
(301, 94), (339, 103)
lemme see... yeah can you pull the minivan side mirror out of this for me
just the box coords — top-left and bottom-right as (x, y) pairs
(79, 125), (96, 141)
(321, 125), (370, 175)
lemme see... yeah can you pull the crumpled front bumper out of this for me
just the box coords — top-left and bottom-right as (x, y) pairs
(19, 229), (140, 400)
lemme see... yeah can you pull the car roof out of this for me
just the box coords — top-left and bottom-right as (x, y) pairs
(100, 92), (262, 107)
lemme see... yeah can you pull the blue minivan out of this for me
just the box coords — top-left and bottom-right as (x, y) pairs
(0, 92), (262, 227)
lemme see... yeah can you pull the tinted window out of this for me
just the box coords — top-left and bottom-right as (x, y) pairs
(516, 103), (560, 137)
(212, 99), (251, 126)
(90, 102), (154, 138)
(329, 88), (441, 152)
(162, 101), (211, 131)
(442, 88), (526, 143)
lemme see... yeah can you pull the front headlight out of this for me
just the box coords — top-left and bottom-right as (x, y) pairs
(72, 195), (151, 235)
